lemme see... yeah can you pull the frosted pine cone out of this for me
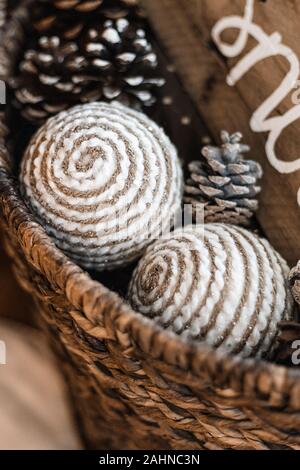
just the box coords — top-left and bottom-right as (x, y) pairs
(33, 0), (141, 37)
(39, 0), (138, 13)
(20, 102), (183, 271)
(12, 17), (164, 124)
(53, 0), (137, 12)
(184, 131), (263, 227)
(54, 0), (138, 12)
(128, 224), (293, 358)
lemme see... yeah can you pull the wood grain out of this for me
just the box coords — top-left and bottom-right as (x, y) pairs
(143, 0), (300, 267)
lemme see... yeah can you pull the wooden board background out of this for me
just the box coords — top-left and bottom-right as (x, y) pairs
(143, 0), (300, 267)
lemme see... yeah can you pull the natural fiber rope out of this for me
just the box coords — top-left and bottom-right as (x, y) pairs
(20, 101), (182, 270)
(0, 1), (300, 449)
(128, 224), (292, 358)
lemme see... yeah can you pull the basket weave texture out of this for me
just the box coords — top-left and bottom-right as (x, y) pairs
(1, 3), (300, 450)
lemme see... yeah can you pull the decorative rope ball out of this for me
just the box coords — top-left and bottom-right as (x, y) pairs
(128, 223), (293, 358)
(20, 102), (183, 270)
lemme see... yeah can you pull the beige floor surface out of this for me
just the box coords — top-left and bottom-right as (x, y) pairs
(0, 319), (82, 450)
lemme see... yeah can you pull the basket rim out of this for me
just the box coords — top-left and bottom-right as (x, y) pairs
(1, 3), (300, 410)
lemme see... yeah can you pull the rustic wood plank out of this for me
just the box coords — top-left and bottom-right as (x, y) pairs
(143, 0), (300, 267)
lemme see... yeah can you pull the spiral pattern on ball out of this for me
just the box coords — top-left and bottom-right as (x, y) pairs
(20, 102), (183, 270)
(128, 224), (293, 358)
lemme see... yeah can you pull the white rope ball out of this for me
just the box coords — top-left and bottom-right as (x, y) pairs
(20, 102), (183, 270)
(128, 224), (293, 358)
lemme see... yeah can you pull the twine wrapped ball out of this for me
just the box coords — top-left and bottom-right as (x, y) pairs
(128, 224), (293, 358)
(20, 102), (183, 270)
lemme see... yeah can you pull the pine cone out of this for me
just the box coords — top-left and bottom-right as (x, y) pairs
(33, 0), (142, 38)
(53, 0), (139, 12)
(184, 131), (263, 227)
(11, 17), (165, 124)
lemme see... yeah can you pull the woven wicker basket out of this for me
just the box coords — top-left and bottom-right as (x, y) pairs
(1, 3), (300, 451)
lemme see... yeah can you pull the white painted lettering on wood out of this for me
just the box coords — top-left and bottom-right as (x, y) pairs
(212, 0), (300, 204)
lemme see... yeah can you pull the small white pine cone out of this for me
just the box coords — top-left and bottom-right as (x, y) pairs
(128, 223), (294, 358)
(20, 102), (183, 271)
